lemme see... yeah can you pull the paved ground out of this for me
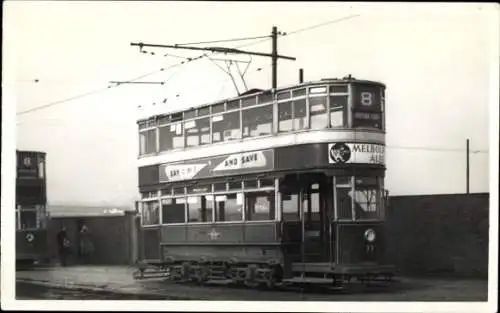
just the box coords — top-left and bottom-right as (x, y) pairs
(15, 265), (488, 301)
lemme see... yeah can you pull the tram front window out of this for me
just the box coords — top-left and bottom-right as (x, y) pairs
(353, 177), (383, 220)
(20, 210), (37, 230)
(335, 176), (384, 220)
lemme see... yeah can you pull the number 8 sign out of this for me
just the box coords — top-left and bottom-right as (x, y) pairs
(361, 92), (373, 106)
(353, 85), (382, 111)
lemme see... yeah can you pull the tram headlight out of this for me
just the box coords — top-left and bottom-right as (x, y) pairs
(364, 228), (376, 243)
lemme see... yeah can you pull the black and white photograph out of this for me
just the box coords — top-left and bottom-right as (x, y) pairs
(1, 1), (498, 312)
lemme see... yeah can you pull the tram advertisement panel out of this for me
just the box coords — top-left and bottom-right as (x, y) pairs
(328, 143), (385, 165)
(351, 84), (384, 128)
(158, 149), (274, 182)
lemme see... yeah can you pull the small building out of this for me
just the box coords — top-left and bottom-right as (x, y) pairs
(47, 205), (139, 266)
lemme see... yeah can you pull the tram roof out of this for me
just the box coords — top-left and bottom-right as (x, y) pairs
(137, 77), (385, 123)
(16, 150), (47, 156)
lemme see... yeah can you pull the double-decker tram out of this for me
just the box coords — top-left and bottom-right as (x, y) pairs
(134, 76), (394, 287)
(16, 150), (49, 266)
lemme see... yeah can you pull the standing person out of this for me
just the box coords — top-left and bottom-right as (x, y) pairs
(79, 224), (94, 264)
(56, 225), (70, 266)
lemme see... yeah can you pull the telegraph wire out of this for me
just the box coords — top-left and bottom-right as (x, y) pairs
(17, 15), (360, 116)
(386, 145), (489, 154)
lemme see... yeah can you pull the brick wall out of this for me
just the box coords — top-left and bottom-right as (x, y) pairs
(386, 193), (489, 278)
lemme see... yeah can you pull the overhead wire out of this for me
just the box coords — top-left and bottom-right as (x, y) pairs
(386, 145), (489, 154)
(16, 14), (360, 116)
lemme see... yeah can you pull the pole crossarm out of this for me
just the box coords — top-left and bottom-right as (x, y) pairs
(130, 42), (296, 61)
(109, 81), (165, 85)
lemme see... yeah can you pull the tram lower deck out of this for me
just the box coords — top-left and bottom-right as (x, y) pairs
(137, 169), (394, 286)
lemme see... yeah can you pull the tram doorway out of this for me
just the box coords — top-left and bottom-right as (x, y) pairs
(280, 173), (334, 264)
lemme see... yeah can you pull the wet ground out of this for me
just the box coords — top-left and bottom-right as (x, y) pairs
(16, 282), (167, 300)
(14, 265), (488, 301)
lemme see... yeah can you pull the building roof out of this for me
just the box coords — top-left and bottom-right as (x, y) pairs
(47, 205), (135, 218)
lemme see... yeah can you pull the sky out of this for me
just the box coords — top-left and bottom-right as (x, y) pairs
(3, 1), (499, 207)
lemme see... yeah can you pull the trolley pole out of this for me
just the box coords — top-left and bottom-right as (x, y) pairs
(271, 26), (278, 90)
(466, 138), (470, 194)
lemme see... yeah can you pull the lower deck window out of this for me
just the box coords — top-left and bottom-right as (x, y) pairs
(139, 129), (157, 155)
(245, 191), (275, 221)
(161, 198), (185, 224)
(353, 177), (382, 220)
(142, 201), (160, 225)
(335, 176), (384, 220)
(187, 195), (213, 223)
(215, 193), (243, 222)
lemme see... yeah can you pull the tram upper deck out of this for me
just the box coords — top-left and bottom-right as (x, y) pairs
(137, 77), (386, 167)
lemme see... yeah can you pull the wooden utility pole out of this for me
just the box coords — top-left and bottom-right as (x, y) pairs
(271, 26), (278, 89)
(466, 138), (470, 194)
(130, 26), (296, 91)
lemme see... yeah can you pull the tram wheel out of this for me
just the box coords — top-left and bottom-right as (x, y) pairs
(244, 265), (260, 288)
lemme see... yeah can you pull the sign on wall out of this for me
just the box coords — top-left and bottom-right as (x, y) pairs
(328, 143), (385, 165)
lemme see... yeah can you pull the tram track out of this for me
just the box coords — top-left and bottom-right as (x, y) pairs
(133, 274), (401, 297)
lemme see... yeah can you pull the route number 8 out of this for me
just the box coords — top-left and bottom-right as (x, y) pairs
(361, 92), (373, 106)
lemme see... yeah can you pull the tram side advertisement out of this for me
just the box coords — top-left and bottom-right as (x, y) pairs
(328, 143), (385, 165)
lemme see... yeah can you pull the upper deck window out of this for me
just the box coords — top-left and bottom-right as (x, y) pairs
(198, 106), (210, 116)
(278, 97), (307, 132)
(241, 96), (257, 108)
(138, 121), (148, 130)
(278, 101), (292, 132)
(277, 91), (291, 100)
(242, 104), (273, 138)
(185, 117), (210, 147)
(158, 115), (171, 125)
(159, 123), (184, 151)
(292, 88), (306, 98)
(184, 109), (196, 119)
(227, 99), (240, 111)
(139, 129), (156, 155)
(258, 91), (273, 104)
(309, 95), (328, 130)
(171, 113), (183, 123)
(330, 85), (348, 93)
(212, 111), (241, 143)
(329, 95), (347, 128)
(38, 159), (45, 179)
(309, 86), (327, 94)
(212, 103), (224, 114)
